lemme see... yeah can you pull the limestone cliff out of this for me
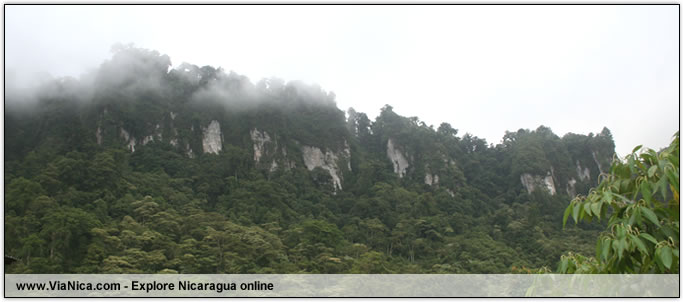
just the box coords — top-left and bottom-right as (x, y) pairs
(520, 173), (556, 195)
(387, 138), (409, 178)
(202, 120), (222, 154)
(301, 142), (351, 192)
(250, 128), (272, 163)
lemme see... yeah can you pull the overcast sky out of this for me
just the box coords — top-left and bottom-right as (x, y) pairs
(5, 5), (679, 156)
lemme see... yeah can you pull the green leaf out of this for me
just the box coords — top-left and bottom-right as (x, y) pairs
(640, 233), (658, 244)
(616, 225), (626, 239)
(632, 207), (642, 226)
(655, 247), (663, 269)
(660, 225), (677, 239)
(628, 157), (637, 173)
(602, 238), (611, 260)
(665, 169), (679, 193)
(661, 246), (673, 269)
(656, 177), (668, 200)
(627, 209), (637, 226)
(617, 239), (626, 259)
(591, 202), (601, 217)
(572, 202), (580, 224)
(631, 236), (648, 255)
(602, 191), (613, 205)
(583, 202), (592, 217)
(641, 181), (653, 203)
(559, 258), (568, 273)
(648, 165), (657, 178)
(632, 145), (643, 153)
(640, 207), (660, 227)
(562, 205), (572, 228)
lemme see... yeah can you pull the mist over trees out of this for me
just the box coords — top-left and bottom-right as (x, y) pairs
(5, 46), (630, 274)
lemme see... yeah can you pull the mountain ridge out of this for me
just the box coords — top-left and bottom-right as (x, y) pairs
(5, 46), (615, 273)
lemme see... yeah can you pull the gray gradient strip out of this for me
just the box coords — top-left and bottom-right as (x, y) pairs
(4, 274), (679, 297)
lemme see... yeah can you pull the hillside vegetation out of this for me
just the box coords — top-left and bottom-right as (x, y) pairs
(5, 46), (619, 273)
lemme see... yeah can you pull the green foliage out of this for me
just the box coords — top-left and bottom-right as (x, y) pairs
(559, 132), (679, 273)
(5, 46), (618, 274)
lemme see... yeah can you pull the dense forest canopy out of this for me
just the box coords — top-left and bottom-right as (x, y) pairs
(6, 46), (621, 273)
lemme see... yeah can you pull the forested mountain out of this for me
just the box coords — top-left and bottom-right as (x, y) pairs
(5, 46), (616, 273)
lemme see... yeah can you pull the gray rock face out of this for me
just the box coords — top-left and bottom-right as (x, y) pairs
(119, 123), (164, 152)
(186, 142), (194, 158)
(520, 173), (556, 195)
(567, 178), (577, 197)
(96, 126), (103, 145)
(302, 145), (347, 191)
(425, 173), (439, 186)
(343, 140), (352, 171)
(249, 129), (298, 172)
(202, 120), (222, 154)
(141, 124), (163, 146)
(543, 176), (556, 195)
(120, 128), (136, 152)
(250, 129), (272, 163)
(387, 138), (409, 178)
(592, 151), (604, 174)
(142, 135), (154, 145)
(576, 160), (591, 181)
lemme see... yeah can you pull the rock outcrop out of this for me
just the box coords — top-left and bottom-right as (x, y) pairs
(302, 145), (348, 191)
(520, 173), (556, 195)
(250, 129), (272, 163)
(202, 120), (223, 154)
(186, 142), (194, 158)
(592, 151), (604, 174)
(425, 173), (439, 186)
(567, 178), (577, 197)
(96, 126), (102, 145)
(120, 128), (137, 152)
(576, 160), (590, 181)
(387, 138), (409, 178)
(142, 135), (154, 145)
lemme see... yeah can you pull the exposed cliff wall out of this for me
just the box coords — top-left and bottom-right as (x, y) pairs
(250, 128), (272, 163)
(202, 120), (222, 154)
(520, 173), (556, 195)
(120, 128), (137, 152)
(592, 151), (604, 174)
(425, 173), (440, 186)
(576, 160), (591, 181)
(567, 178), (577, 197)
(4, 46), (618, 205)
(387, 138), (409, 178)
(302, 145), (350, 191)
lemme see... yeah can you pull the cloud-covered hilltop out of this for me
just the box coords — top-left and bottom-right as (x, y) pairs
(5, 46), (618, 274)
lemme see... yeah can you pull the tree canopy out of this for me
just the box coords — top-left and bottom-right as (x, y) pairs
(559, 132), (679, 273)
(5, 46), (624, 274)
